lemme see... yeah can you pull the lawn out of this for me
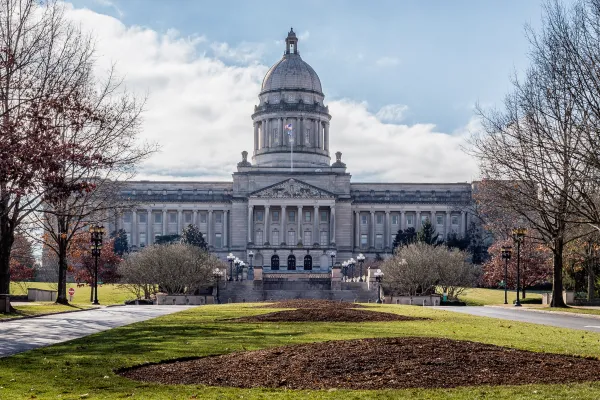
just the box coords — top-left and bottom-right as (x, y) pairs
(458, 288), (543, 306)
(10, 282), (135, 305)
(0, 303), (95, 320)
(1, 304), (600, 399)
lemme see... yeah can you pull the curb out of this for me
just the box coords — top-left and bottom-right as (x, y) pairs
(0, 304), (125, 323)
(484, 305), (600, 320)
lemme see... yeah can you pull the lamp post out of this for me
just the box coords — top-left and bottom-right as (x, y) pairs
(227, 253), (235, 281)
(357, 253), (366, 282)
(512, 227), (527, 307)
(89, 224), (105, 305)
(348, 258), (356, 282)
(501, 246), (512, 305)
(374, 269), (384, 303)
(341, 260), (348, 281)
(234, 257), (241, 281)
(212, 268), (223, 304)
(329, 250), (336, 270)
(248, 251), (254, 280)
(239, 261), (246, 281)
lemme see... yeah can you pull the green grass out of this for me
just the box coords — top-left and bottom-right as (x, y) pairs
(459, 288), (543, 306)
(0, 303), (95, 320)
(10, 282), (135, 305)
(522, 306), (600, 316)
(1, 304), (600, 399)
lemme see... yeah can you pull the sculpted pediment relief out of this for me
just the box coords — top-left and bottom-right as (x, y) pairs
(250, 179), (334, 199)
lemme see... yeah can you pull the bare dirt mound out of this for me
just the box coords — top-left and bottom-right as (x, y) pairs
(119, 337), (600, 389)
(257, 299), (363, 309)
(233, 308), (419, 322)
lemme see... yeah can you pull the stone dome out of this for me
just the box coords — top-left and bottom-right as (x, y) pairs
(260, 28), (323, 94)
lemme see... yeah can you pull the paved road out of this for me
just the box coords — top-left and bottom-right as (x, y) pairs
(437, 306), (600, 333)
(0, 305), (195, 358)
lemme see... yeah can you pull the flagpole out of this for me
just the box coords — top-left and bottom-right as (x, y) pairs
(291, 131), (294, 173)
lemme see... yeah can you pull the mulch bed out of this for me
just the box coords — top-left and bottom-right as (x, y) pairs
(256, 299), (364, 309)
(119, 337), (600, 389)
(232, 308), (419, 323)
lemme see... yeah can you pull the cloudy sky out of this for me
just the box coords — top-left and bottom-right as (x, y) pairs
(65, 0), (553, 183)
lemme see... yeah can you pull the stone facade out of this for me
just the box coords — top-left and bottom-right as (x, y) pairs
(110, 29), (473, 273)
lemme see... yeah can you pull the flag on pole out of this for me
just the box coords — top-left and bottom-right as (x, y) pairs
(284, 123), (293, 135)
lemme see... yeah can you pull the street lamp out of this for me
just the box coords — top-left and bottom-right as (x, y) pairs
(501, 246), (512, 305)
(342, 260), (348, 281)
(227, 253), (235, 281)
(357, 253), (366, 282)
(374, 269), (384, 303)
(212, 268), (223, 304)
(239, 261), (246, 281)
(248, 251), (254, 280)
(329, 250), (336, 270)
(234, 257), (241, 281)
(512, 227), (527, 307)
(89, 224), (105, 305)
(348, 258), (356, 282)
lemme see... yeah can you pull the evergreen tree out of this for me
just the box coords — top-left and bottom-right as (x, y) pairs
(113, 229), (129, 256)
(155, 234), (181, 245)
(446, 232), (470, 251)
(181, 224), (208, 250)
(392, 227), (417, 251)
(417, 219), (441, 245)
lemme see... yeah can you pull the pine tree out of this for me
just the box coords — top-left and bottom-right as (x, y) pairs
(417, 219), (441, 246)
(392, 227), (417, 251)
(181, 224), (208, 250)
(113, 229), (129, 256)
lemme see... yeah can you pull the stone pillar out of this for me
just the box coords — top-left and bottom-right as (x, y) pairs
(279, 117), (284, 146)
(313, 205), (319, 245)
(281, 117), (286, 146)
(416, 211), (421, 230)
(297, 205), (303, 244)
(281, 205), (287, 244)
(131, 210), (137, 246)
(223, 210), (228, 247)
(253, 122), (258, 151)
(208, 210), (213, 246)
(265, 119), (270, 148)
(193, 210), (198, 226)
(147, 209), (152, 245)
(330, 205), (336, 244)
(461, 211), (466, 237)
(299, 117), (303, 146)
(400, 210), (405, 231)
(324, 122), (330, 152)
(177, 209), (182, 234)
(355, 210), (360, 248)
(265, 206), (270, 245)
(446, 210), (451, 237)
(370, 211), (375, 248)
(162, 209), (167, 235)
(247, 205), (253, 244)
(385, 211), (390, 248)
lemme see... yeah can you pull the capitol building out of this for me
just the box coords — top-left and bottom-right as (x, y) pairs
(114, 29), (473, 271)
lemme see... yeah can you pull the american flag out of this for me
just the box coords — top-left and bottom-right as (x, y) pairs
(284, 123), (293, 135)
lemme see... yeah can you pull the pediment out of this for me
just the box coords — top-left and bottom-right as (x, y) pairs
(250, 179), (335, 199)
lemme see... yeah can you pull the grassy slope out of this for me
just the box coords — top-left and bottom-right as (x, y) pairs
(1, 304), (600, 399)
(10, 282), (134, 305)
(458, 288), (543, 306)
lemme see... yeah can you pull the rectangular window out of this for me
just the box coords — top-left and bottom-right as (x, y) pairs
(184, 212), (192, 224)
(436, 215), (444, 226)
(406, 215), (414, 226)
(320, 231), (328, 246)
(200, 213), (207, 223)
(361, 215), (367, 224)
(305, 211), (311, 222)
(139, 233), (147, 247)
(376, 234), (383, 249)
(377, 214), (383, 224)
(272, 231), (279, 245)
(272, 211), (279, 222)
(123, 212), (132, 223)
(289, 211), (296, 223)
(304, 231), (311, 245)
(138, 213), (147, 224)
(421, 215), (429, 225)
(288, 231), (296, 245)
(169, 212), (177, 224)
(360, 234), (368, 248)
(392, 215), (399, 225)
(215, 233), (222, 248)
(320, 211), (327, 222)
(256, 211), (263, 222)
(451, 215), (459, 225)
(154, 213), (162, 224)
(216, 212), (222, 223)
(255, 231), (263, 245)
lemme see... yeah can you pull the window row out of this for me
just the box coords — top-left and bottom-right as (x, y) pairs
(254, 230), (329, 246)
(122, 211), (224, 225)
(359, 213), (461, 226)
(254, 210), (328, 223)
(127, 232), (224, 248)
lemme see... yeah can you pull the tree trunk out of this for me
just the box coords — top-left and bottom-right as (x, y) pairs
(56, 238), (69, 305)
(0, 204), (15, 295)
(522, 286), (527, 299)
(550, 242), (567, 307)
(588, 268), (595, 302)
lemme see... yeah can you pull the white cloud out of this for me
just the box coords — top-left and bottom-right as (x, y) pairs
(209, 41), (265, 64)
(64, 4), (478, 183)
(92, 0), (124, 18)
(375, 56), (400, 67)
(376, 104), (409, 123)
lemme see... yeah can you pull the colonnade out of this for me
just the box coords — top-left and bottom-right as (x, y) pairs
(253, 117), (330, 151)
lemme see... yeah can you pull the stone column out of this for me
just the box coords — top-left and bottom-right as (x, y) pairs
(313, 205), (318, 245)
(253, 122), (258, 151)
(223, 210), (228, 247)
(416, 211), (421, 230)
(193, 210), (198, 226)
(208, 210), (213, 246)
(265, 206), (270, 245)
(131, 210), (137, 246)
(247, 205), (253, 244)
(147, 209), (152, 245)
(281, 205), (287, 244)
(400, 210), (405, 231)
(330, 205), (336, 244)
(177, 209), (182, 234)
(162, 209), (167, 235)
(355, 210), (360, 248)
(385, 211), (390, 248)
(299, 118), (303, 147)
(370, 211), (375, 248)
(279, 117), (284, 146)
(324, 122), (330, 152)
(461, 211), (466, 237)
(297, 205), (303, 244)
(281, 117), (286, 146)
(265, 119), (270, 148)
(446, 210), (451, 237)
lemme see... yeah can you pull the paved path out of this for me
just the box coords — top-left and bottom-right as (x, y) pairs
(0, 305), (195, 358)
(437, 306), (600, 333)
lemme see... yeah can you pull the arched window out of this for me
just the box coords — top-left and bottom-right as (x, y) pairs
(287, 255), (296, 270)
(303, 255), (312, 270)
(271, 255), (280, 270)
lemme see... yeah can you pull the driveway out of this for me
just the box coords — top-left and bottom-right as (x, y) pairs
(438, 306), (600, 333)
(0, 305), (195, 358)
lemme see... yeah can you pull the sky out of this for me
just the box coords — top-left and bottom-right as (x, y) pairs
(65, 0), (553, 183)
